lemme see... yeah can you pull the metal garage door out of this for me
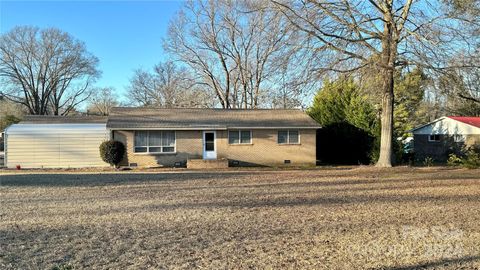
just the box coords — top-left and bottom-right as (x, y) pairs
(5, 124), (109, 168)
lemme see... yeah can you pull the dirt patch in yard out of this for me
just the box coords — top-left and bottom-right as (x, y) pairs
(1, 167), (479, 269)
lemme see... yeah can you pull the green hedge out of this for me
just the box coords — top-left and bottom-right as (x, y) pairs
(99, 140), (125, 168)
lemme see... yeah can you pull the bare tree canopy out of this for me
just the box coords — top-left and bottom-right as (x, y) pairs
(0, 26), (100, 115)
(272, 0), (480, 167)
(127, 61), (214, 108)
(164, 0), (313, 109)
(87, 87), (120, 116)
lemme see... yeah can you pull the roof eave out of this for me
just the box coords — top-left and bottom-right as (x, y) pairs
(107, 126), (321, 130)
(409, 116), (447, 133)
(108, 127), (228, 131)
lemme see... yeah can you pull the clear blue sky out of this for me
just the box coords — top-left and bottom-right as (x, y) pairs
(0, 0), (183, 100)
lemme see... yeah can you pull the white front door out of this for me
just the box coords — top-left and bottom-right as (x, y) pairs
(203, 131), (217, 160)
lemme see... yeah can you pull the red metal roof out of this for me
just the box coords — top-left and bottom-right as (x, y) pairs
(448, 116), (480, 128)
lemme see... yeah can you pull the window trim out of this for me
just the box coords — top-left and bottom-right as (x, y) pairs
(428, 134), (440, 142)
(134, 130), (176, 154)
(228, 130), (252, 145)
(278, 129), (300, 145)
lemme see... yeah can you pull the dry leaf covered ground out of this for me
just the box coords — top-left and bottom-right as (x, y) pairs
(1, 167), (479, 269)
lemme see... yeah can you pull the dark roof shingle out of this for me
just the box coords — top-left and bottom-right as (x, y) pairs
(107, 107), (320, 129)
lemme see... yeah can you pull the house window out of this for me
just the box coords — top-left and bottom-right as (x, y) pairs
(454, 134), (465, 142)
(278, 130), (300, 144)
(134, 131), (175, 153)
(228, 130), (252, 144)
(428, 134), (440, 142)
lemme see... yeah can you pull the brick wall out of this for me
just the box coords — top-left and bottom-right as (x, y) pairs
(113, 129), (316, 167)
(113, 130), (202, 167)
(216, 129), (316, 166)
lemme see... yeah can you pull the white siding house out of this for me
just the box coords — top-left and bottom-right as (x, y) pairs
(411, 116), (480, 136)
(5, 123), (109, 168)
(411, 116), (480, 162)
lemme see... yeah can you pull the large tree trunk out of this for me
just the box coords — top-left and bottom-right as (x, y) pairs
(376, 7), (396, 168)
(376, 67), (394, 167)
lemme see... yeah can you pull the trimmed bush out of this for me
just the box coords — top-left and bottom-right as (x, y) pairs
(99, 140), (125, 168)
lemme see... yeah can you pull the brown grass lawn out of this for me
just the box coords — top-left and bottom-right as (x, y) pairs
(1, 167), (479, 269)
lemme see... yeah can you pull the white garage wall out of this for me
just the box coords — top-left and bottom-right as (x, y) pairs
(5, 124), (109, 168)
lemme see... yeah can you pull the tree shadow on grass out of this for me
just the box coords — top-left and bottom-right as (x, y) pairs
(1, 170), (479, 188)
(65, 192), (480, 216)
(0, 172), (262, 187)
(380, 255), (480, 270)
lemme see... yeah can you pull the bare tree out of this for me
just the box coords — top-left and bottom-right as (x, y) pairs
(127, 61), (213, 108)
(164, 0), (308, 109)
(429, 66), (480, 116)
(422, 1), (480, 116)
(87, 87), (120, 116)
(272, 0), (479, 167)
(0, 26), (99, 115)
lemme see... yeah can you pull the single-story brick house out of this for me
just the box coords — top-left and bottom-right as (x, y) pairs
(4, 108), (320, 168)
(411, 116), (480, 162)
(109, 107), (320, 167)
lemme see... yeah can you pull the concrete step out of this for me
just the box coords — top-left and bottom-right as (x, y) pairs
(187, 158), (229, 169)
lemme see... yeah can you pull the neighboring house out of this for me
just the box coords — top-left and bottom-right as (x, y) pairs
(411, 116), (480, 162)
(4, 108), (320, 168)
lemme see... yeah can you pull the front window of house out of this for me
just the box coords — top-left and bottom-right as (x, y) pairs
(228, 130), (252, 144)
(134, 131), (175, 153)
(428, 134), (440, 142)
(278, 130), (299, 144)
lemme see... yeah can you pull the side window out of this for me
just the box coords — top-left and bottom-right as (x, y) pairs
(162, 131), (175, 152)
(289, 130), (299, 144)
(278, 130), (300, 144)
(134, 131), (176, 153)
(134, 131), (148, 152)
(240, 131), (252, 144)
(229, 130), (252, 144)
(148, 131), (162, 152)
(428, 134), (440, 142)
(228, 130), (240, 144)
(278, 130), (288, 144)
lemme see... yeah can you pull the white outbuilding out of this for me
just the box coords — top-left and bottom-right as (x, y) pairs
(4, 116), (109, 168)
